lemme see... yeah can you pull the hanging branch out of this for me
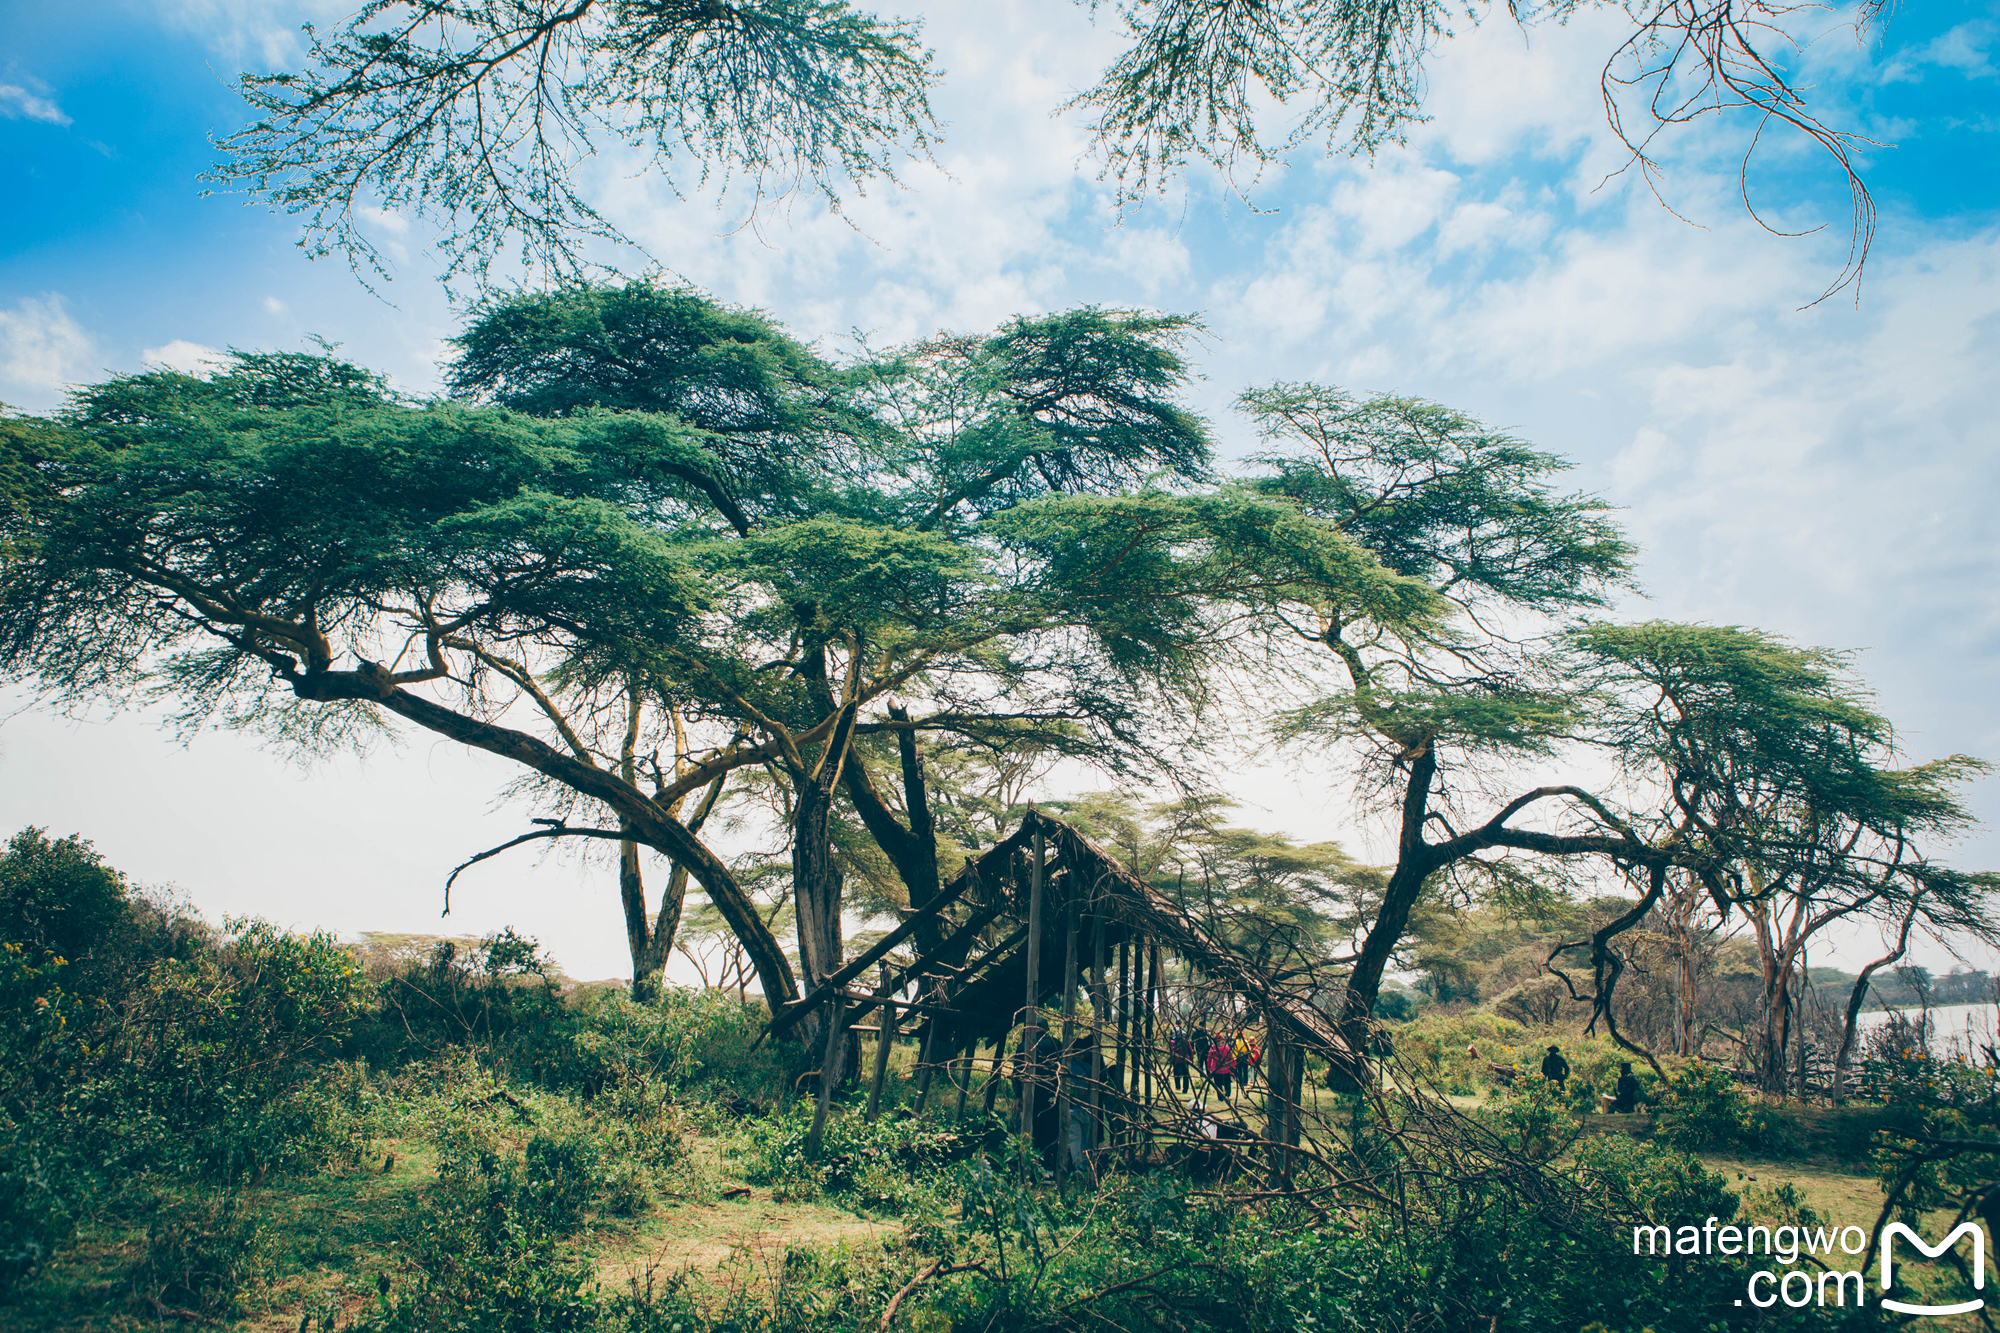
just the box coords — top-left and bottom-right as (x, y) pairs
(441, 821), (628, 914)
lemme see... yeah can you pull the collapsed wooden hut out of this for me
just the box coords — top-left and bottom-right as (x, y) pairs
(768, 808), (1359, 1171)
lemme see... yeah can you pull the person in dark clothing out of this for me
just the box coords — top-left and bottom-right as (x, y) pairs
(1607, 1062), (1643, 1114)
(1169, 1026), (1193, 1092)
(1540, 1045), (1570, 1088)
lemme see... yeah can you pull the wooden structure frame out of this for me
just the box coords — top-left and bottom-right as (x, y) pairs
(784, 809), (1360, 1161)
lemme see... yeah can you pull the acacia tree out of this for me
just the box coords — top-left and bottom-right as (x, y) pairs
(437, 284), (1232, 1005)
(4, 289), (1378, 1041)
(1219, 384), (1668, 1081)
(1575, 621), (2000, 1092)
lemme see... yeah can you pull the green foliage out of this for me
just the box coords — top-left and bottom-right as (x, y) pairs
(129, 1187), (266, 1323)
(0, 827), (129, 981)
(355, 1173), (604, 1333)
(1655, 1061), (1765, 1151)
(0, 835), (381, 1286)
(1570, 1134), (1741, 1228)
(214, 1), (940, 290)
(1477, 1076), (1580, 1161)
(354, 946), (791, 1105)
(744, 1106), (971, 1207)
(1390, 1010), (1528, 1094)
(1244, 387), (1633, 613)
(1866, 1042), (1999, 1229)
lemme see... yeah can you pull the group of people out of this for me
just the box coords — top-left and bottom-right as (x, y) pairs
(1167, 1024), (1263, 1100)
(1537, 1044), (1646, 1113)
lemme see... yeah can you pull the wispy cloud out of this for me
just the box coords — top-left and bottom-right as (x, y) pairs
(1882, 19), (1999, 82)
(0, 80), (71, 126)
(141, 339), (228, 375)
(160, 0), (349, 69)
(0, 296), (95, 407)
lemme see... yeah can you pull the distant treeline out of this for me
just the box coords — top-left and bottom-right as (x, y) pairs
(1805, 965), (1997, 1014)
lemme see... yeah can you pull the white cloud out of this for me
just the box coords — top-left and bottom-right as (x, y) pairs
(0, 80), (71, 126)
(0, 296), (95, 406)
(263, 295), (287, 314)
(356, 206), (410, 236)
(161, 0), (351, 69)
(1882, 19), (1999, 82)
(141, 339), (228, 375)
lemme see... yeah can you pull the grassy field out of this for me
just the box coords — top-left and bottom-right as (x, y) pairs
(5, 1030), (1991, 1333)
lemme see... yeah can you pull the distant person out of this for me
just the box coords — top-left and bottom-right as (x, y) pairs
(1169, 1026), (1193, 1091)
(1541, 1045), (1570, 1088)
(1603, 1062), (1643, 1114)
(1207, 1034), (1237, 1100)
(1241, 1032), (1262, 1093)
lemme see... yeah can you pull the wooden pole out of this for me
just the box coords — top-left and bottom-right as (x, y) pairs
(1018, 831), (1045, 1174)
(1138, 941), (1150, 1109)
(982, 1030), (1007, 1119)
(1055, 869), (1080, 1190)
(1143, 941), (1156, 1097)
(1089, 892), (1108, 1164)
(913, 1009), (940, 1109)
(865, 967), (895, 1122)
(953, 1038), (974, 1122)
(1146, 942), (1162, 1140)
(806, 996), (848, 1159)
(1115, 935), (1130, 1101)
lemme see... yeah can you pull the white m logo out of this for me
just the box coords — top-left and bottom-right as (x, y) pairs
(1880, 1221), (1988, 1317)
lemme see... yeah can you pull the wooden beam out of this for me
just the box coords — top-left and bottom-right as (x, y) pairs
(1091, 888), (1108, 1157)
(1019, 832), (1045, 1160)
(864, 967), (895, 1123)
(806, 996), (848, 1159)
(890, 899), (1011, 990)
(768, 873), (978, 1037)
(836, 989), (956, 1016)
(1055, 868), (1080, 1190)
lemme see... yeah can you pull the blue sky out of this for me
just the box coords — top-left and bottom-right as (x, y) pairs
(3, 0), (1999, 981)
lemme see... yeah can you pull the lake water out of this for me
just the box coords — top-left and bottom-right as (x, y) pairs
(1853, 1000), (1999, 1056)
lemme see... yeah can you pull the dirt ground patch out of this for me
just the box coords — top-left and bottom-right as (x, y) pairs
(595, 1188), (893, 1294)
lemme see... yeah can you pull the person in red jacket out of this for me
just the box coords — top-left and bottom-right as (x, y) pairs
(1206, 1033), (1238, 1100)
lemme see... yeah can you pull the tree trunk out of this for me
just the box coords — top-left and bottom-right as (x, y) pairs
(1833, 899), (1920, 1101)
(619, 833), (670, 1001)
(842, 703), (943, 952)
(1330, 743), (1440, 1089)
(793, 698), (862, 1084)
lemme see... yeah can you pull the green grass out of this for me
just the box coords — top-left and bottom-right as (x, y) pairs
(0, 1064), (1974, 1333)
(1, 1140), (437, 1333)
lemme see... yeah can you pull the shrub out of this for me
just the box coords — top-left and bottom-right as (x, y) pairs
(1390, 1012), (1529, 1094)
(1655, 1060), (1766, 1150)
(1570, 1134), (1740, 1225)
(129, 1188), (266, 1323)
(357, 1122), (607, 1333)
(744, 1107), (973, 1207)
(1477, 1076), (1580, 1161)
